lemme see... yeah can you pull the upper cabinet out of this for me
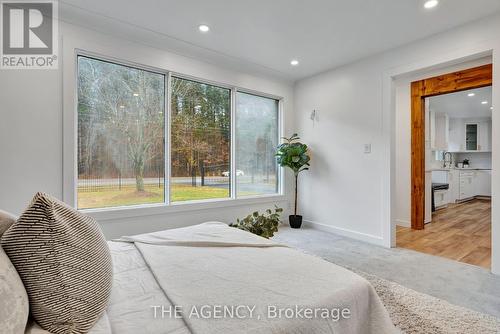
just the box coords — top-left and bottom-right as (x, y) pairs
(448, 118), (461, 152)
(465, 123), (478, 151)
(448, 117), (491, 152)
(479, 120), (492, 152)
(430, 111), (449, 151)
(427, 85), (492, 154)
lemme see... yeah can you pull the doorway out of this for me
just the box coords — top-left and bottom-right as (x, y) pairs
(397, 64), (493, 268)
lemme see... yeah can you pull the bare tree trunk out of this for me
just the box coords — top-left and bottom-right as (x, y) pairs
(134, 162), (145, 192)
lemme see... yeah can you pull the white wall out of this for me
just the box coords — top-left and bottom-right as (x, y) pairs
(294, 13), (500, 273)
(0, 69), (62, 214)
(293, 60), (386, 244)
(0, 21), (294, 239)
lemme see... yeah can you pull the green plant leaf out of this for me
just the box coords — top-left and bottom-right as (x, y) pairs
(230, 207), (283, 239)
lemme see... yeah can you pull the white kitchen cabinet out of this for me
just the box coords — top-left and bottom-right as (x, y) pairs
(479, 120), (492, 152)
(448, 118), (492, 152)
(475, 170), (492, 196)
(448, 169), (459, 203)
(459, 171), (475, 200)
(448, 118), (464, 152)
(465, 123), (479, 151)
(456, 170), (492, 200)
(430, 111), (449, 151)
(428, 108), (434, 149)
(435, 113), (449, 151)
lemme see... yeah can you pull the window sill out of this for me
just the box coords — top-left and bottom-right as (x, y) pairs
(81, 194), (288, 222)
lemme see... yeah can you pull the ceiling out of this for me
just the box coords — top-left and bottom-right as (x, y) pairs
(429, 86), (492, 118)
(59, 0), (500, 81)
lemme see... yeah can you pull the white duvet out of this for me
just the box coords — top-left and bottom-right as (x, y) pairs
(89, 222), (397, 334)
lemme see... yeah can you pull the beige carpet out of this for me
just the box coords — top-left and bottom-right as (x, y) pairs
(356, 270), (500, 334)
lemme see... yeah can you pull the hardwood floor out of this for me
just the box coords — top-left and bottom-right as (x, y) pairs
(396, 199), (491, 268)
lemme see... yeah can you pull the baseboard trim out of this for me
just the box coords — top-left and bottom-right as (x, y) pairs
(395, 219), (410, 227)
(303, 219), (385, 246)
(456, 195), (491, 204)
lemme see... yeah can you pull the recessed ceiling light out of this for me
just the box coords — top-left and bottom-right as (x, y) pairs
(290, 60), (299, 66)
(481, 101), (488, 105)
(119, 105), (125, 109)
(424, 0), (439, 9)
(198, 24), (210, 33)
(491, 107), (494, 110)
(133, 93), (139, 97)
(467, 93), (475, 97)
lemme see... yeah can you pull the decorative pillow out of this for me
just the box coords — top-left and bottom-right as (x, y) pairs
(0, 209), (17, 236)
(24, 319), (53, 334)
(0, 193), (113, 334)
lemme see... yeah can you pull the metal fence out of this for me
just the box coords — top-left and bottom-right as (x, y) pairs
(78, 162), (275, 192)
(78, 176), (164, 192)
(77, 163), (226, 192)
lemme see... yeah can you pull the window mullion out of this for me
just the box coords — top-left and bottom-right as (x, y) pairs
(165, 72), (172, 205)
(230, 88), (237, 199)
(278, 99), (284, 195)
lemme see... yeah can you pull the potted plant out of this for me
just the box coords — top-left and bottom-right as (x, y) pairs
(276, 134), (310, 228)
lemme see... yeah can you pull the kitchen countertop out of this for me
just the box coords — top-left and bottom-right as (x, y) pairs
(426, 168), (492, 172)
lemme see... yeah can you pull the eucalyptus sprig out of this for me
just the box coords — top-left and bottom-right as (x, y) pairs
(230, 206), (283, 239)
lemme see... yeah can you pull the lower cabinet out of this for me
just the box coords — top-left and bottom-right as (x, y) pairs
(475, 170), (492, 197)
(458, 170), (491, 201)
(459, 171), (475, 200)
(448, 170), (460, 203)
(446, 170), (491, 204)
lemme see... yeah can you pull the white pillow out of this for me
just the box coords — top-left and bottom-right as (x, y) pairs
(0, 210), (29, 334)
(0, 245), (29, 334)
(0, 209), (17, 236)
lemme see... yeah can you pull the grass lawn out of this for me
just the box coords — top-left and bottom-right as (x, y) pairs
(78, 184), (238, 209)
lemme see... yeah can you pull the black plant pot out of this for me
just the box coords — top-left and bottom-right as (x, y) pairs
(289, 215), (303, 229)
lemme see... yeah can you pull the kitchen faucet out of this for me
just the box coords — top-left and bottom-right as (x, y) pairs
(443, 151), (452, 168)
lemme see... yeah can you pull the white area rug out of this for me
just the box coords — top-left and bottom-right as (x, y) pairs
(356, 270), (500, 333)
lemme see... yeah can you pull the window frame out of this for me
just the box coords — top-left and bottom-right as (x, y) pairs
(73, 49), (284, 218)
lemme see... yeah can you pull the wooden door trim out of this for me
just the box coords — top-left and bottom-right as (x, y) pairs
(411, 64), (492, 230)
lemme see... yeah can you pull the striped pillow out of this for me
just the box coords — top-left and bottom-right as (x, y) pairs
(0, 193), (112, 334)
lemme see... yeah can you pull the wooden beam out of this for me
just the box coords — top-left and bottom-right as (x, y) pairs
(411, 81), (426, 230)
(410, 64), (492, 230)
(422, 64), (492, 97)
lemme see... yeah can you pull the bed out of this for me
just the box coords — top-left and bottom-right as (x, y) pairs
(81, 222), (397, 334)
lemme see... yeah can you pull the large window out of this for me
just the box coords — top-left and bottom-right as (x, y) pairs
(77, 56), (165, 209)
(236, 92), (279, 196)
(76, 54), (280, 210)
(170, 77), (231, 202)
